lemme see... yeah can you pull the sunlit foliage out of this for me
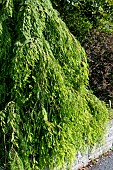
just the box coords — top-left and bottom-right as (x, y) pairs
(0, 0), (109, 169)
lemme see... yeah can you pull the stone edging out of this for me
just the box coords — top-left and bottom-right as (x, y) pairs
(72, 119), (113, 170)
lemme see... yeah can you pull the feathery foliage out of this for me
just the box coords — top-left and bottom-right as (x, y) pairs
(0, 0), (109, 169)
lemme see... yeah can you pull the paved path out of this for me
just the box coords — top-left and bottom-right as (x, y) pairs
(87, 150), (113, 170)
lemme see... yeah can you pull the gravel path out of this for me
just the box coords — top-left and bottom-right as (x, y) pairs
(87, 150), (113, 170)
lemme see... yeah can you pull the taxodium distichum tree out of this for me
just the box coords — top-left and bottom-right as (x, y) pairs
(0, 0), (109, 169)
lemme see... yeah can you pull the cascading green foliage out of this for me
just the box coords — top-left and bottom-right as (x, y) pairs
(0, 0), (109, 169)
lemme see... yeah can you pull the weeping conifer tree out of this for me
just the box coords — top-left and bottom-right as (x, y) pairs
(0, 0), (109, 169)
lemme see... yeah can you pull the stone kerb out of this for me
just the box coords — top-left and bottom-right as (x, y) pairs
(72, 119), (113, 170)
